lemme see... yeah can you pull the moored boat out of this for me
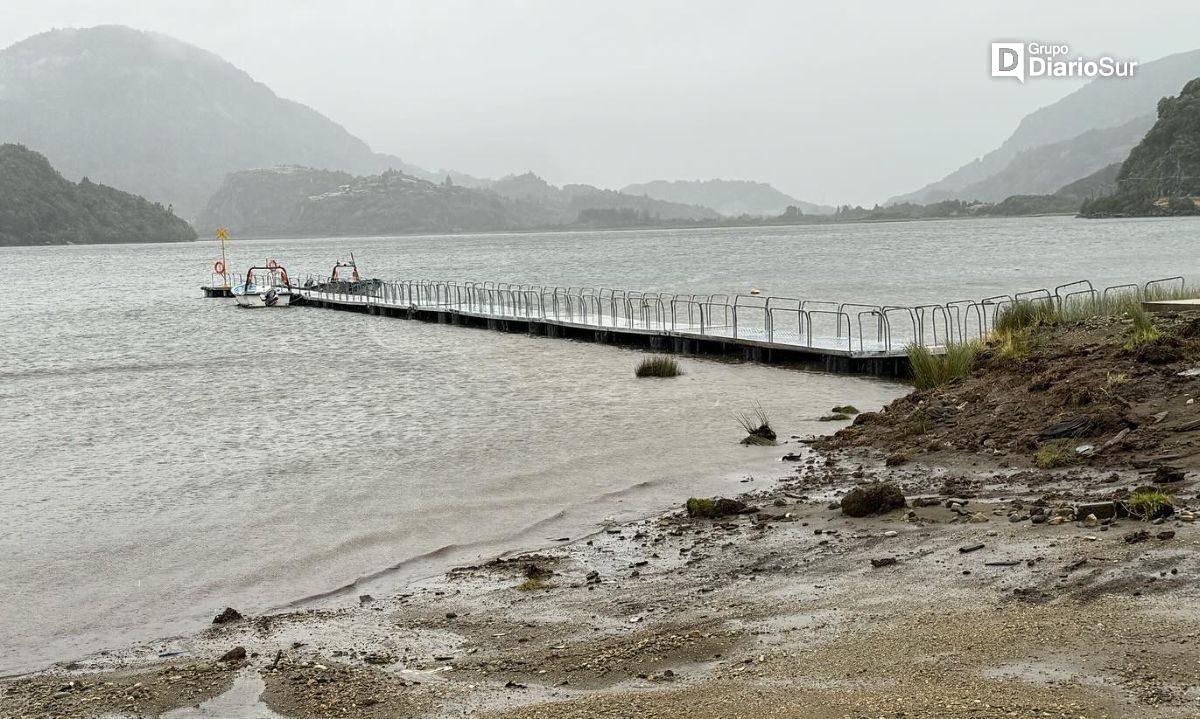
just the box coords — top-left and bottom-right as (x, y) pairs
(232, 261), (293, 308)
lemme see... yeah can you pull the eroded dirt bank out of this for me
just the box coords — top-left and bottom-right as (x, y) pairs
(6, 313), (1200, 719)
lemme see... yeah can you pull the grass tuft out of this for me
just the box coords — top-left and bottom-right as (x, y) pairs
(635, 355), (682, 378)
(994, 328), (1032, 359)
(831, 405), (860, 415)
(734, 402), (774, 440)
(1033, 440), (1080, 469)
(1126, 489), (1173, 520)
(907, 342), (977, 390)
(1125, 307), (1160, 349)
(995, 300), (1059, 333)
(516, 577), (546, 591)
(1103, 371), (1129, 394)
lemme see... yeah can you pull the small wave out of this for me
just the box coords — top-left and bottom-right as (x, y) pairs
(269, 478), (662, 610)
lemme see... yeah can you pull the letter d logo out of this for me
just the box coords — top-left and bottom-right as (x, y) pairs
(991, 42), (1025, 82)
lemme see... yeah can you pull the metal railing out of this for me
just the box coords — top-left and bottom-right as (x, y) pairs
(290, 274), (1193, 357)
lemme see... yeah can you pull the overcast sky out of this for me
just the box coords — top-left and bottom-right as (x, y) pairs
(5, 1), (1199, 205)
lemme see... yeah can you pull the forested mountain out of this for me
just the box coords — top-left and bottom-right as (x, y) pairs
(620, 179), (833, 216)
(890, 49), (1200, 205)
(0, 26), (424, 218)
(0, 144), (196, 245)
(1082, 78), (1200, 216)
(199, 168), (718, 237)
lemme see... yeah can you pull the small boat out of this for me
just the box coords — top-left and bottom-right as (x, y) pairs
(232, 262), (293, 308)
(304, 254), (383, 296)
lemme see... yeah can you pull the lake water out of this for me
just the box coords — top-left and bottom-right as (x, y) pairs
(1, 215), (1197, 674)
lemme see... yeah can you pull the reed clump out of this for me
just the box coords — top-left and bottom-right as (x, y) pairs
(635, 355), (682, 378)
(734, 402), (776, 444)
(906, 343), (977, 390)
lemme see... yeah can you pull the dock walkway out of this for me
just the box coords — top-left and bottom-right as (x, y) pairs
(290, 275), (1189, 375)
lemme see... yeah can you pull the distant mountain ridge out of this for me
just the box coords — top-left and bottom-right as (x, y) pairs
(0, 143), (196, 245)
(620, 179), (833, 216)
(199, 168), (718, 237)
(950, 116), (1153, 202)
(890, 49), (1200, 205)
(0, 25), (432, 219)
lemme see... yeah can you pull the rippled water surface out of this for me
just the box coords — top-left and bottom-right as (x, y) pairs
(2, 215), (1197, 673)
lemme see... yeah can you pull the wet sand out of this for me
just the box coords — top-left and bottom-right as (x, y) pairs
(5, 442), (1199, 719)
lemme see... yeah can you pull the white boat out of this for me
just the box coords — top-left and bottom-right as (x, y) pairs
(231, 263), (293, 308)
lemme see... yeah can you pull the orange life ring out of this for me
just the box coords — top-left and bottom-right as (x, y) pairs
(213, 260), (225, 274)
(267, 258), (279, 269)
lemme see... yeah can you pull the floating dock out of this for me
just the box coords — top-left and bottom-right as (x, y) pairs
(281, 275), (1190, 376)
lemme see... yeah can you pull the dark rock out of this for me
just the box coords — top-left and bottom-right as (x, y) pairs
(218, 646), (246, 662)
(523, 563), (553, 579)
(1074, 501), (1126, 521)
(1124, 530), (1151, 544)
(212, 607), (243, 624)
(364, 653), (396, 665)
(884, 452), (910, 467)
(1157, 530), (1177, 540)
(840, 483), (906, 517)
(686, 497), (756, 518)
(870, 557), (897, 568)
(1030, 514), (1047, 525)
(1039, 418), (1096, 439)
(1153, 466), (1186, 484)
(959, 543), (985, 554)
(358, 594), (374, 605)
(781, 452), (804, 461)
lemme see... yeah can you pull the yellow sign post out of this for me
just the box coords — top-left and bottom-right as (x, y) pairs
(216, 227), (230, 287)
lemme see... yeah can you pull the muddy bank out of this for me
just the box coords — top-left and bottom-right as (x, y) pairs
(5, 439), (1200, 718)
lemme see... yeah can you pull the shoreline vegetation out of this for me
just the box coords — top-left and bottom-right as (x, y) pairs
(7, 303), (1200, 718)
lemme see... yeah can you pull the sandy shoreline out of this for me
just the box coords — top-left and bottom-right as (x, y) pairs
(5, 438), (1199, 718)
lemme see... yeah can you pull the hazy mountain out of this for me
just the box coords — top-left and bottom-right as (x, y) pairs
(0, 26), (429, 220)
(201, 168), (717, 237)
(951, 116), (1152, 202)
(891, 49), (1200, 205)
(1054, 162), (1121, 199)
(0, 143), (196, 246)
(1083, 78), (1200, 216)
(620, 179), (833, 216)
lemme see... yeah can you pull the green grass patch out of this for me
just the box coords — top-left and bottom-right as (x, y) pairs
(1126, 489), (1173, 520)
(1125, 307), (1161, 349)
(831, 405), (860, 415)
(635, 355), (682, 378)
(995, 300), (1059, 333)
(994, 328), (1032, 359)
(1033, 440), (1080, 469)
(906, 342), (977, 390)
(516, 577), (546, 591)
(1103, 371), (1129, 393)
